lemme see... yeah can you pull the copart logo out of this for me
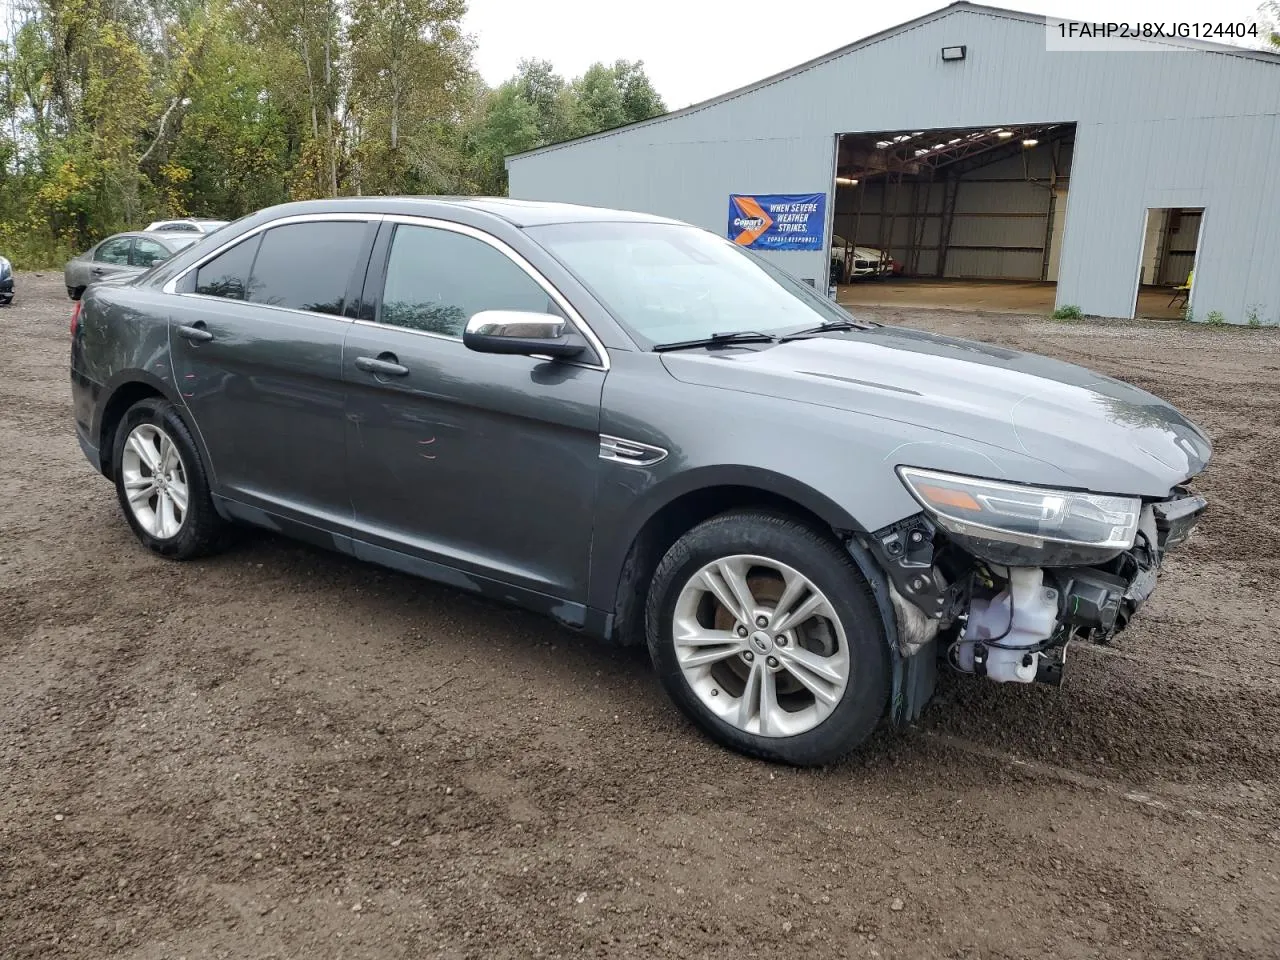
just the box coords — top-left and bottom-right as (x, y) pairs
(732, 216), (765, 230)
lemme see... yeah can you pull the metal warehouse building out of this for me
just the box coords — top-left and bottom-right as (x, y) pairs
(506, 2), (1280, 325)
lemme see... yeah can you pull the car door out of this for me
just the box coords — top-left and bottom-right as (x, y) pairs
(132, 235), (176, 272)
(343, 217), (606, 601)
(81, 236), (137, 287)
(168, 215), (377, 530)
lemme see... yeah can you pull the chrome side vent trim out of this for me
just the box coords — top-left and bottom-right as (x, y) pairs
(599, 434), (668, 467)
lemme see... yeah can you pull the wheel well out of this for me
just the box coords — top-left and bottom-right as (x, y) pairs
(610, 485), (843, 646)
(98, 382), (165, 479)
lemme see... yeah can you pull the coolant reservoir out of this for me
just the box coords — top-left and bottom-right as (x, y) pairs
(962, 568), (1059, 683)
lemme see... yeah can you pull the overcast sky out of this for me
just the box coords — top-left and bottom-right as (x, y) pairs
(464, 0), (1271, 108)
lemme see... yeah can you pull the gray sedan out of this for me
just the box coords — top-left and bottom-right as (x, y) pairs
(68, 197), (1211, 765)
(64, 231), (201, 300)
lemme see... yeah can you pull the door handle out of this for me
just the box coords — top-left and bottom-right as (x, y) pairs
(90, 267), (105, 275)
(355, 355), (409, 377)
(177, 322), (214, 343)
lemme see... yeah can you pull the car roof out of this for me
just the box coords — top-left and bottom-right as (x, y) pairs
(232, 196), (684, 229)
(102, 231), (196, 244)
(441, 197), (680, 227)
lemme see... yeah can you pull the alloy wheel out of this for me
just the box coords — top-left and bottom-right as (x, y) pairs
(120, 423), (190, 540)
(671, 554), (851, 737)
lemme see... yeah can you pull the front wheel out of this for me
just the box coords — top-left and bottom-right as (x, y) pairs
(646, 511), (890, 766)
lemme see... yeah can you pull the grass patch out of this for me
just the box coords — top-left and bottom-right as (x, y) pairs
(1051, 304), (1083, 320)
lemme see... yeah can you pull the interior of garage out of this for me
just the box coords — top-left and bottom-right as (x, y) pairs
(1134, 207), (1202, 319)
(827, 122), (1177, 319)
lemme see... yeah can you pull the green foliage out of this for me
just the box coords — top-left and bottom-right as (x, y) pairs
(1205, 310), (1226, 326)
(1051, 304), (1083, 320)
(469, 58), (666, 193)
(0, 0), (667, 267)
(1246, 304), (1263, 327)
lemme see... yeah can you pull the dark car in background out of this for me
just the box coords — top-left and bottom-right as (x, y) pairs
(0, 254), (13, 304)
(68, 197), (1210, 765)
(64, 231), (202, 300)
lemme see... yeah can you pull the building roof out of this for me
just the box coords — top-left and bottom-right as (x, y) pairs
(506, 0), (1280, 165)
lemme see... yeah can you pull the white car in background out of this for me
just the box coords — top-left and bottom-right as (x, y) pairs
(144, 218), (229, 235)
(830, 234), (894, 282)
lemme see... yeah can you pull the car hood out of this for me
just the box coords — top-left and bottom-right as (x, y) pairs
(659, 325), (1211, 497)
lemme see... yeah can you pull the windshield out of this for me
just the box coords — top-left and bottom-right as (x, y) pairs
(528, 221), (856, 347)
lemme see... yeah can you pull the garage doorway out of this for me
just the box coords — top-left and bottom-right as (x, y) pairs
(830, 123), (1075, 315)
(1134, 207), (1203, 320)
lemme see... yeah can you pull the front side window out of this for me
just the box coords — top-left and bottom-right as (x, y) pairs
(133, 237), (172, 268)
(194, 234), (262, 300)
(528, 221), (853, 347)
(378, 224), (559, 338)
(247, 221), (366, 315)
(95, 237), (132, 265)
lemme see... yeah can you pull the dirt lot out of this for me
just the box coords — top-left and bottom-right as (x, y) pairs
(3, 272), (1279, 959)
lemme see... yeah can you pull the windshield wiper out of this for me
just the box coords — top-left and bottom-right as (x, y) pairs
(779, 318), (877, 341)
(652, 331), (779, 353)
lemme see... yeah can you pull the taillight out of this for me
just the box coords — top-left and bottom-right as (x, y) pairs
(70, 299), (82, 337)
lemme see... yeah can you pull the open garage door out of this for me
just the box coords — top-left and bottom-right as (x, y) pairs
(829, 123), (1075, 314)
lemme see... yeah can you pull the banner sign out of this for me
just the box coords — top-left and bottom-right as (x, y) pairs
(727, 193), (827, 250)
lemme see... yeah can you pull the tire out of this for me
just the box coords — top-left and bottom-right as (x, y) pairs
(646, 510), (890, 766)
(111, 396), (224, 560)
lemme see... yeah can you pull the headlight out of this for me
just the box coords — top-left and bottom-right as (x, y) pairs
(897, 466), (1140, 567)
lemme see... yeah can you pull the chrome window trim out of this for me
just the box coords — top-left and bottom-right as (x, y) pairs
(378, 214), (610, 372)
(163, 210), (610, 371)
(161, 212), (383, 296)
(172, 291), (359, 326)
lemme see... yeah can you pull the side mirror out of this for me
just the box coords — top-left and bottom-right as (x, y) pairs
(463, 310), (587, 360)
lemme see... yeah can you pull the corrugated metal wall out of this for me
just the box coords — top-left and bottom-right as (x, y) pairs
(831, 142), (1073, 280)
(508, 4), (1280, 324)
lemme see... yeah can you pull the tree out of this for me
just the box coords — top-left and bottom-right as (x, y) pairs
(347, 0), (472, 194)
(469, 58), (666, 193)
(468, 81), (540, 193)
(0, 0), (667, 266)
(1253, 2), (1279, 47)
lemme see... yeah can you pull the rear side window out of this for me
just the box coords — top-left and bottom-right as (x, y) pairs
(379, 224), (557, 337)
(95, 237), (132, 264)
(247, 222), (365, 315)
(194, 234), (262, 300)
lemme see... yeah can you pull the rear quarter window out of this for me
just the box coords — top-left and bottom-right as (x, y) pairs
(194, 234), (263, 300)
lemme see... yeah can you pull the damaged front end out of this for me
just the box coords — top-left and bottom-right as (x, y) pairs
(851, 468), (1207, 727)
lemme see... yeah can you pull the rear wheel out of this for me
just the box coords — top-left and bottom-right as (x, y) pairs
(111, 397), (224, 559)
(646, 510), (890, 765)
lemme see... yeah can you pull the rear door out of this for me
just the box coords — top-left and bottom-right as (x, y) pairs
(86, 236), (138, 285)
(342, 217), (606, 601)
(168, 215), (377, 530)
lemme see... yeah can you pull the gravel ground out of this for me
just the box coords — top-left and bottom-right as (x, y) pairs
(2, 272), (1278, 959)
